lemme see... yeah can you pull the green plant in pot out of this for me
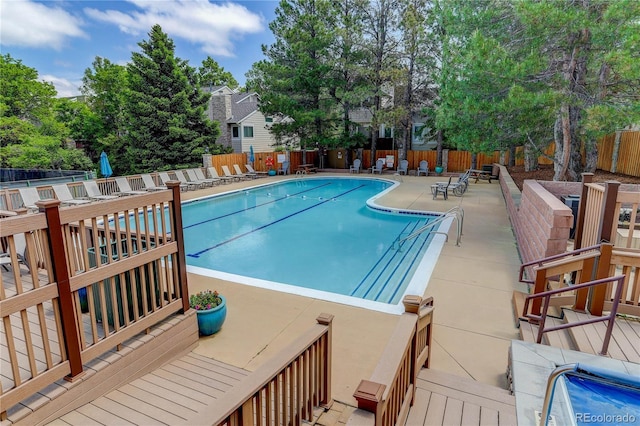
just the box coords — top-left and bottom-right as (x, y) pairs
(190, 290), (227, 336)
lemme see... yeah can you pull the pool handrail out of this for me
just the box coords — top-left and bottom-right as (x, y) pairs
(395, 206), (464, 248)
(522, 274), (626, 356)
(540, 363), (640, 426)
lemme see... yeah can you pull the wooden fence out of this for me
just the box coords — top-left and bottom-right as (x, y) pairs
(0, 182), (190, 418)
(597, 130), (640, 176)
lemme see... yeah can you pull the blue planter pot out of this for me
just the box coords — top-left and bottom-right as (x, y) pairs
(268, 170), (277, 176)
(196, 295), (227, 336)
(435, 166), (444, 175)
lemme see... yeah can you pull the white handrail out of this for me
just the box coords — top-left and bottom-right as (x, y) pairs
(395, 206), (464, 248)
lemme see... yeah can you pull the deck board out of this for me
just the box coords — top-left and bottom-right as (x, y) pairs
(45, 353), (249, 425)
(518, 308), (640, 363)
(405, 369), (516, 425)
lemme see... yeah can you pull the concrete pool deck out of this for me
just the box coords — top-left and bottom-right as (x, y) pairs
(181, 171), (528, 408)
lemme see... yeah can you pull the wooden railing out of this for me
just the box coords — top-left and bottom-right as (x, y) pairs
(605, 248), (640, 317)
(519, 242), (640, 320)
(183, 314), (333, 426)
(353, 296), (434, 426)
(0, 182), (190, 418)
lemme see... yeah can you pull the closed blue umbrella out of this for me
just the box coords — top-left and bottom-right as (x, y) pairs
(249, 145), (255, 165)
(99, 151), (113, 178)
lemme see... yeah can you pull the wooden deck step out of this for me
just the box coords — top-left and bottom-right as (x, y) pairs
(405, 369), (516, 426)
(49, 353), (250, 425)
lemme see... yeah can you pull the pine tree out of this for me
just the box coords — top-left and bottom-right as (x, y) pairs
(125, 25), (218, 173)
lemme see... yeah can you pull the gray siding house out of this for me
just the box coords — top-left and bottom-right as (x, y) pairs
(206, 86), (281, 153)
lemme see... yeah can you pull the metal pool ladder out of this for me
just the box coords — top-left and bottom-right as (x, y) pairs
(394, 206), (464, 249)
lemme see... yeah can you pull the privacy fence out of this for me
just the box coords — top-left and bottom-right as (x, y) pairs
(219, 130), (639, 175)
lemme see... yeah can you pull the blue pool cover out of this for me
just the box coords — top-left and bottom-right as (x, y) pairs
(564, 370), (640, 426)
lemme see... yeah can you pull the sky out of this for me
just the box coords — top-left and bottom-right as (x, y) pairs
(0, 0), (278, 97)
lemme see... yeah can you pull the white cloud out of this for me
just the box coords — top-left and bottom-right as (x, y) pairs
(0, 0), (87, 49)
(41, 75), (81, 98)
(84, 0), (265, 57)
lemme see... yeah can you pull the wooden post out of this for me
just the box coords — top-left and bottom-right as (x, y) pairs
(316, 313), (334, 408)
(598, 181), (620, 244)
(353, 380), (385, 426)
(403, 295), (421, 406)
(590, 243), (613, 316)
(574, 173), (593, 250)
(530, 268), (548, 318)
(166, 181), (190, 313)
(38, 199), (85, 380)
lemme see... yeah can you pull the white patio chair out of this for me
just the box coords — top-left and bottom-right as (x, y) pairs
(114, 177), (147, 196)
(141, 174), (167, 191)
(397, 159), (409, 175)
(207, 167), (234, 184)
(52, 184), (92, 205)
(350, 159), (361, 173)
(17, 187), (42, 210)
(193, 168), (220, 186)
(371, 159), (384, 174)
(82, 180), (119, 200)
(416, 160), (429, 176)
(158, 171), (189, 191)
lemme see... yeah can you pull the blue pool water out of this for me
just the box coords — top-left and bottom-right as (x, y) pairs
(564, 374), (640, 426)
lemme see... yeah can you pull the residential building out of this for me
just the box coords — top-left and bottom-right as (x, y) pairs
(206, 86), (287, 153)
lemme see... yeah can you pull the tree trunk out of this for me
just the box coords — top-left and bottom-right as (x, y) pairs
(508, 145), (516, 167)
(523, 144), (538, 172)
(436, 129), (443, 167)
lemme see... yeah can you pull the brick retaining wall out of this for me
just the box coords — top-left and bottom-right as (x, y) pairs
(496, 165), (573, 278)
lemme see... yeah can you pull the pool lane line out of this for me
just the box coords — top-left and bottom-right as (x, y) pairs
(350, 221), (418, 297)
(183, 182), (333, 230)
(187, 184), (367, 258)
(381, 224), (436, 303)
(362, 221), (428, 300)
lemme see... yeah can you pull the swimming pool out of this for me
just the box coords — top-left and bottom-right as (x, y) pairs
(184, 177), (449, 313)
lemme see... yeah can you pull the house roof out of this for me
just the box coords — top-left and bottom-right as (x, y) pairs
(227, 92), (259, 124)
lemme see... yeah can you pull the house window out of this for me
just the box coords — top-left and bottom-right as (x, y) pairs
(384, 126), (394, 138)
(232, 126), (239, 138)
(243, 126), (254, 138)
(265, 117), (273, 123)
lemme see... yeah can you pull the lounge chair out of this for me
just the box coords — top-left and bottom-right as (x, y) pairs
(431, 176), (452, 200)
(52, 184), (92, 205)
(450, 170), (471, 196)
(184, 169), (213, 188)
(0, 232), (29, 272)
(207, 167), (234, 184)
(141, 174), (167, 191)
(221, 165), (242, 181)
(192, 168), (220, 186)
(397, 159), (409, 175)
(245, 164), (266, 178)
(82, 180), (119, 200)
(158, 171), (189, 192)
(416, 160), (429, 176)
(350, 159), (361, 174)
(17, 187), (42, 210)
(114, 177), (147, 196)
(277, 161), (290, 175)
(371, 159), (384, 174)
(175, 170), (203, 190)
(233, 164), (254, 179)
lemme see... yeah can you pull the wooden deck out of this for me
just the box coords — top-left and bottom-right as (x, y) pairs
(519, 308), (640, 363)
(45, 352), (249, 425)
(405, 369), (516, 426)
